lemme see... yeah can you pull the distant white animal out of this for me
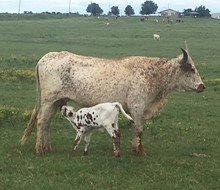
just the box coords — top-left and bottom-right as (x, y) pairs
(154, 18), (158, 23)
(61, 102), (133, 157)
(153, 34), (160, 40)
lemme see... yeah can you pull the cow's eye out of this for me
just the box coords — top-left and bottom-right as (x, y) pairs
(191, 68), (195, 73)
(68, 112), (73, 117)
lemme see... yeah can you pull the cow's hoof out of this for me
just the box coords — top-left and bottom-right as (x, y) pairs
(83, 150), (89, 156)
(43, 146), (53, 153)
(132, 145), (145, 156)
(35, 146), (44, 156)
(69, 150), (76, 156)
(113, 150), (120, 157)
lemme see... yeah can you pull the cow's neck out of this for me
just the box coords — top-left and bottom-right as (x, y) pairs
(142, 58), (181, 118)
(145, 58), (181, 97)
(164, 58), (183, 92)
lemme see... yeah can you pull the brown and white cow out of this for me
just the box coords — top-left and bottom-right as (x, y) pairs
(20, 44), (205, 155)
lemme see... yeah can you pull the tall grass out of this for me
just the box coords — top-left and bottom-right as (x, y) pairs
(0, 15), (220, 189)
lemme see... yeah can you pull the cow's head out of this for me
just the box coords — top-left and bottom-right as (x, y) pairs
(178, 48), (205, 93)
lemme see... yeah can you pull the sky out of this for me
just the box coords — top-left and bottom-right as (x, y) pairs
(0, 0), (220, 15)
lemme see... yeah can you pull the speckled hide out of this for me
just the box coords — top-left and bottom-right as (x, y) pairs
(20, 47), (205, 156)
(61, 102), (133, 157)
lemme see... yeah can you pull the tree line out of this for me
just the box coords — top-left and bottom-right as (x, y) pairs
(87, 0), (211, 17)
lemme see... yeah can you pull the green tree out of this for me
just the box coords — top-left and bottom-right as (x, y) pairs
(140, 0), (158, 15)
(183, 8), (193, 16)
(86, 3), (103, 16)
(195, 5), (211, 17)
(124, 5), (135, 16)
(110, 6), (120, 16)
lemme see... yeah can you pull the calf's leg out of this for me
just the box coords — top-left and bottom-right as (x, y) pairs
(83, 132), (92, 156)
(70, 128), (85, 155)
(105, 123), (121, 157)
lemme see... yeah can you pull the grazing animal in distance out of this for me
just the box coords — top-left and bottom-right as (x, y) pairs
(61, 102), (133, 157)
(20, 43), (205, 156)
(153, 34), (160, 40)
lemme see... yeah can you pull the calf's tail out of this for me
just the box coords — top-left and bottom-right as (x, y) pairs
(20, 64), (41, 144)
(115, 102), (134, 123)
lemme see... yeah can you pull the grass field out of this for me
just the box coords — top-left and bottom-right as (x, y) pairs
(0, 14), (220, 189)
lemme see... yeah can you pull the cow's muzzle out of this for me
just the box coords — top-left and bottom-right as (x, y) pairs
(197, 83), (205, 93)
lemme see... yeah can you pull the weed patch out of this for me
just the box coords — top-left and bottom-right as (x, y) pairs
(0, 69), (35, 82)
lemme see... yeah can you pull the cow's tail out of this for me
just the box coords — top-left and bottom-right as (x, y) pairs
(115, 102), (134, 123)
(20, 64), (41, 144)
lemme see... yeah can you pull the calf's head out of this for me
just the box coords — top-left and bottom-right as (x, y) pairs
(177, 48), (205, 93)
(61, 105), (76, 119)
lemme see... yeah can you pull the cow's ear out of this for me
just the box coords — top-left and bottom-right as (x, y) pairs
(179, 48), (188, 65)
(181, 62), (193, 72)
(179, 48), (194, 72)
(179, 48), (193, 71)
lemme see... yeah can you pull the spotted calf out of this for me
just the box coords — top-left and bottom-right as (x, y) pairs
(61, 102), (133, 157)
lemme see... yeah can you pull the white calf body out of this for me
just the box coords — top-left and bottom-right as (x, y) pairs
(61, 102), (133, 157)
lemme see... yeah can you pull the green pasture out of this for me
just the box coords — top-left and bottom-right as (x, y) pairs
(0, 14), (220, 189)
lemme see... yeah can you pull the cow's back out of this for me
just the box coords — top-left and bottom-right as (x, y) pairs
(37, 51), (145, 107)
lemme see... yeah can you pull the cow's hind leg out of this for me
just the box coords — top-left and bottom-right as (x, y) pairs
(36, 103), (57, 155)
